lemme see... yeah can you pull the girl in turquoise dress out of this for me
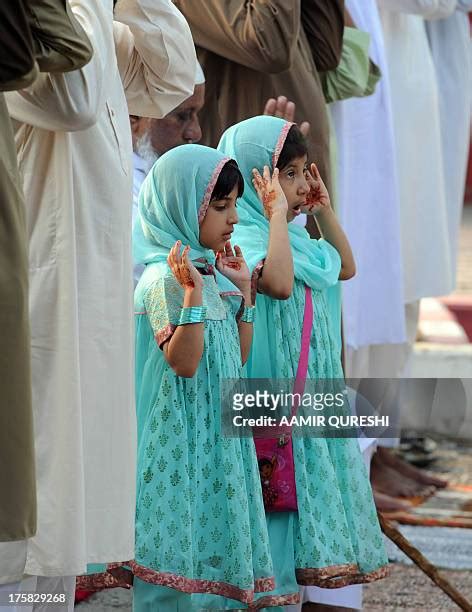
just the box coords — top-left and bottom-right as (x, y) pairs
(217, 116), (389, 608)
(130, 144), (280, 611)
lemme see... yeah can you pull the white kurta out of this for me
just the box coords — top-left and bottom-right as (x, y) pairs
(377, 0), (455, 303)
(132, 151), (149, 285)
(331, 0), (406, 350)
(5, 0), (195, 578)
(426, 1), (472, 284)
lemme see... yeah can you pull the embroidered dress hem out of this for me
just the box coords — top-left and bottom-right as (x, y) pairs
(128, 560), (276, 604)
(76, 566), (133, 591)
(296, 563), (389, 587)
(249, 592), (301, 609)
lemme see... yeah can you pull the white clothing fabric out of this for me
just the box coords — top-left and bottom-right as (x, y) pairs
(132, 151), (149, 284)
(346, 301), (420, 448)
(377, 0), (454, 302)
(5, 0), (196, 578)
(292, 213), (307, 227)
(426, 2), (472, 285)
(133, 152), (148, 206)
(195, 60), (205, 84)
(331, 0), (406, 349)
(378, 0), (457, 18)
(0, 542), (27, 586)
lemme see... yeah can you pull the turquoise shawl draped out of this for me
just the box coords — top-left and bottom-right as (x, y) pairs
(133, 143), (240, 296)
(217, 115), (342, 357)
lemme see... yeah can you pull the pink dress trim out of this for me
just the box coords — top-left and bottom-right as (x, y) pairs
(219, 291), (244, 298)
(126, 560), (275, 603)
(75, 562), (388, 597)
(156, 323), (177, 348)
(75, 567), (133, 591)
(272, 122), (295, 168)
(198, 156), (231, 224)
(249, 592), (300, 609)
(296, 563), (389, 587)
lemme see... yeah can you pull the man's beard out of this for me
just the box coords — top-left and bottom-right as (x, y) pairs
(135, 132), (159, 169)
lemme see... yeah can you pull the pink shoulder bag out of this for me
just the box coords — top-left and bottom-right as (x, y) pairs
(254, 285), (313, 512)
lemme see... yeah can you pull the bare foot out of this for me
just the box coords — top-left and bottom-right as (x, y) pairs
(373, 491), (414, 512)
(376, 446), (448, 488)
(371, 453), (436, 498)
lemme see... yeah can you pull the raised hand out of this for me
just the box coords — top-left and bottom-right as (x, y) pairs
(263, 96), (310, 137)
(252, 166), (288, 220)
(167, 241), (203, 291)
(216, 242), (251, 291)
(302, 163), (332, 215)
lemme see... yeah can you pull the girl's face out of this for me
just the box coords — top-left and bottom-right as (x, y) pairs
(278, 154), (310, 222)
(199, 185), (239, 252)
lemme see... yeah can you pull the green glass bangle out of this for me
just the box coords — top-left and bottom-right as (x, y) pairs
(178, 306), (206, 326)
(240, 305), (256, 323)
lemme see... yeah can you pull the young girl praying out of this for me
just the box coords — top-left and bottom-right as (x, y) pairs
(129, 144), (282, 611)
(218, 116), (388, 608)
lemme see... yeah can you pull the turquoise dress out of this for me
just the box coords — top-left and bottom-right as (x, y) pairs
(249, 281), (388, 602)
(217, 117), (389, 608)
(130, 145), (280, 610)
(133, 266), (276, 609)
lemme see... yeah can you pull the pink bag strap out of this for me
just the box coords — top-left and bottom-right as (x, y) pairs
(253, 286), (313, 438)
(291, 285), (313, 416)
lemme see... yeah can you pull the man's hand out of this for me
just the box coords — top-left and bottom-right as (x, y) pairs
(263, 95), (310, 137)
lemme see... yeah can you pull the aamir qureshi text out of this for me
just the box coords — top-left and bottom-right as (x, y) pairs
(232, 414), (390, 429)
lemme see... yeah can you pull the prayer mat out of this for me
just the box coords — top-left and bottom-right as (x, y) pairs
(385, 525), (472, 570)
(383, 485), (472, 528)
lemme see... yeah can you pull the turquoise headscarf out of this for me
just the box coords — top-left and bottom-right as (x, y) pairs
(133, 143), (240, 294)
(218, 116), (342, 357)
(217, 115), (341, 291)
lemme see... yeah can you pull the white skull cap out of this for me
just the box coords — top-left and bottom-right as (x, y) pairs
(195, 60), (205, 85)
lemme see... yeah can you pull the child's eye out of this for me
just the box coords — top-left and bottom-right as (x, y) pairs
(287, 171), (295, 178)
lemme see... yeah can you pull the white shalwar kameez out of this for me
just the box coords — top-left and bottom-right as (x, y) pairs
(333, 0), (406, 352)
(426, 1), (472, 283)
(377, 0), (455, 304)
(2, 0), (196, 590)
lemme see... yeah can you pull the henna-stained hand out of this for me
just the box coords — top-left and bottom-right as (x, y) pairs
(216, 242), (251, 292)
(302, 162), (332, 216)
(167, 241), (203, 290)
(252, 166), (288, 220)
